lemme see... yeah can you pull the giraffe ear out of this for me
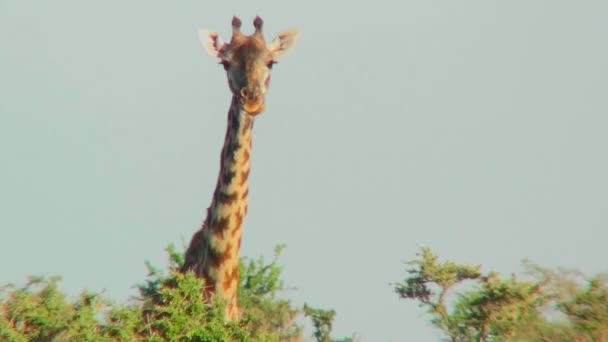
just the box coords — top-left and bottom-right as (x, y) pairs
(268, 29), (299, 59)
(199, 30), (228, 58)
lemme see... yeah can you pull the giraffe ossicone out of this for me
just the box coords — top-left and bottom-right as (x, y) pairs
(181, 17), (298, 321)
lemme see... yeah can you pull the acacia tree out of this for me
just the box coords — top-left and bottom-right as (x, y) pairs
(302, 305), (354, 342)
(0, 245), (332, 341)
(395, 247), (607, 342)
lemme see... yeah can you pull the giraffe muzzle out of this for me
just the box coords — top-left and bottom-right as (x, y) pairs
(239, 87), (265, 115)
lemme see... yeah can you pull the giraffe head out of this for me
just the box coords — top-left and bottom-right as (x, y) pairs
(201, 16), (298, 115)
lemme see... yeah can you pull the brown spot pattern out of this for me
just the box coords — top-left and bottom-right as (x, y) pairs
(223, 138), (241, 161)
(208, 242), (232, 268)
(217, 191), (238, 205)
(240, 169), (250, 186)
(222, 265), (239, 292)
(241, 188), (249, 200)
(222, 169), (235, 184)
(207, 246), (222, 267)
(231, 211), (243, 237)
(242, 149), (250, 165)
(211, 215), (230, 233)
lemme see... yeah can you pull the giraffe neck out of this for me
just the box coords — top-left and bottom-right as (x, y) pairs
(183, 96), (253, 320)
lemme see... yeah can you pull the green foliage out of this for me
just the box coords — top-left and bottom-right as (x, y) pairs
(0, 245), (307, 342)
(303, 304), (335, 342)
(0, 276), (122, 342)
(513, 265), (608, 341)
(395, 247), (608, 342)
(450, 273), (542, 341)
(238, 245), (301, 340)
(139, 270), (249, 341)
(395, 246), (482, 337)
(558, 274), (608, 339)
(302, 304), (353, 342)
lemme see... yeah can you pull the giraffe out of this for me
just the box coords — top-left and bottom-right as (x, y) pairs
(181, 16), (298, 321)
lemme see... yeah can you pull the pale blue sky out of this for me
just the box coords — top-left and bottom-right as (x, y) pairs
(1, 1), (607, 340)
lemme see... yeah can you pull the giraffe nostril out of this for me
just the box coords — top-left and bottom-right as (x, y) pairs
(240, 88), (259, 101)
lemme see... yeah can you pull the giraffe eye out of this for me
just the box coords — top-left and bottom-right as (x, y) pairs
(220, 60), (230, 70)
(267, 60), (276, 69)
